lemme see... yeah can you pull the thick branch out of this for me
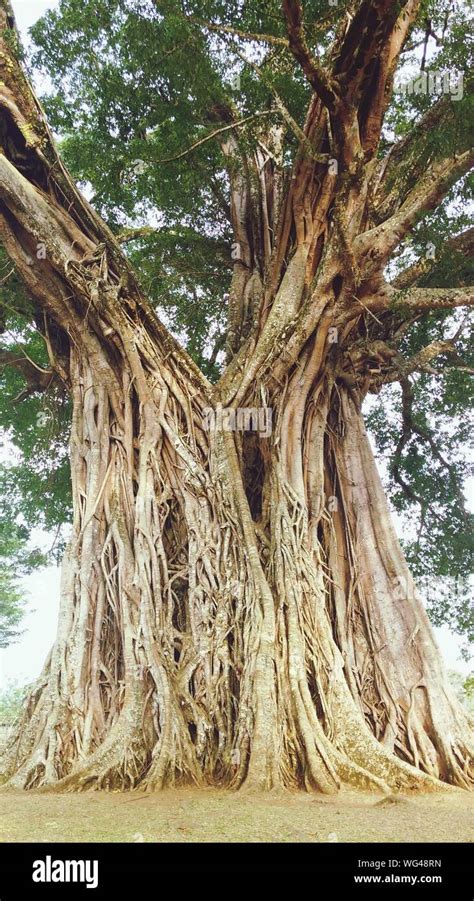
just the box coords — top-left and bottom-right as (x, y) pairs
(376, 285), (474, 315)
(0, 1), (209, 396)
(358, 0), (421, 155)
(382, 339), (463, 383)
(332, 0), (415, 100)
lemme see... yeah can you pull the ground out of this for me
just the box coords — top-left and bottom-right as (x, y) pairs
(0, 788), (473, 843)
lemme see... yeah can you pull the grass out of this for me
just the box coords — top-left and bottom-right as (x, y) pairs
(1, 787), (473, 843)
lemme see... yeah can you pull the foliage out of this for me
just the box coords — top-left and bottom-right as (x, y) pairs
(0, 506), (49, 646)
(448, 669), (474, 715)
(0, 679), (27, 722)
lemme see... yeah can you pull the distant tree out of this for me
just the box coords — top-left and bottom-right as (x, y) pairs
(0, 680), (27, 722)
(0, 496), (48, 646)
(0, 524), (26, 647)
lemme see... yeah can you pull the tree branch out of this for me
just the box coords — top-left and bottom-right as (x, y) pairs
(0, 347), (54, 399)
(374, 92), (470, 222)
(357, 149), (474, 275)
(332, 0), (416, 99)
(382, 339), (463, 383)
(0, 0), (210, 395)
(392, 228), (474, 290)
(181, 15), (289, 48)
(392, 377), (468, 514)
(154, 111), (276, 163)
(117, 227), (157, 243)
(358, 0), (421, 155)
(385, 285), (474, 314)
(228, 41), (329, 163)
(282, 0), (339, 112)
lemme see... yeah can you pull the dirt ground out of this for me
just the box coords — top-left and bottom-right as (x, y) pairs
(0, 786), (472, 843)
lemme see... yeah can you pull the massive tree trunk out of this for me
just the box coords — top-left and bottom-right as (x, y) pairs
(0, 0), (472, 793)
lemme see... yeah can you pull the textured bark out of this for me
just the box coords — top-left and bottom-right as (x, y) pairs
(0, 0), (472, 793)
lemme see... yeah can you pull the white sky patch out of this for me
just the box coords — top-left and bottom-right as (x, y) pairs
(11, 0), (58, 40)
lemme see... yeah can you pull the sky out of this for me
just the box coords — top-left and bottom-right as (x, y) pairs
(0, 0), (471, 689)
(10, 0), (55, 35)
